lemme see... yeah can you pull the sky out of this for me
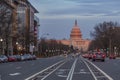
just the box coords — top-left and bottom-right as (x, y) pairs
(29, 0), (120, 40)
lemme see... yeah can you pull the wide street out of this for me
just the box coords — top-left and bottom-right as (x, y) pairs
(0, 54), (120, 80)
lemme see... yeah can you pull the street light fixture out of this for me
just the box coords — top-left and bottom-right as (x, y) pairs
(16, 42), (18, 45)
(40, 33), (49, 57)
(0, 38), (3, 42)
(109, 27), (115, 55)
(16, 42), (19, 54)
(0, 38), (3, 54)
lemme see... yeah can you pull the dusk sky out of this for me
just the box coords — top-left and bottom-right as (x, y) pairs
(29, 0), (120, 40)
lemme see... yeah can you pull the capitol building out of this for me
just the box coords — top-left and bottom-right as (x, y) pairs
(59, 20), (91, 52)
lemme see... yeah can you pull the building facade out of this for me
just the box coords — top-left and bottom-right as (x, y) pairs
(0, 0), (39, 55)
(60, 20), (91, 52)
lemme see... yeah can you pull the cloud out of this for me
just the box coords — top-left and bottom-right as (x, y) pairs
(65, 0), (120, 4)
(29, 0), (120, 39)
(39, 14), (114, 20)
(29, 0), (120, 19)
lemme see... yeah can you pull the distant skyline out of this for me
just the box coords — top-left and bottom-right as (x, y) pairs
(29, 0), (120, 40)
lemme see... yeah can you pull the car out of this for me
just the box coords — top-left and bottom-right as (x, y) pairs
(88, 54), (93, 59)
(63, 54), (68, 58)
(31, 54), (37, 60)
(92, 52), (106, 62)
(7, 55), (17, 62)
(14, 55), (22, 61)
(0, 55), (8, 63)
(22, 54), (33, 60)
(82, 54), (89, 58)
(25, 54), (33, 60)
(109, 54), (116, 59)
(21, 55), (27, 61)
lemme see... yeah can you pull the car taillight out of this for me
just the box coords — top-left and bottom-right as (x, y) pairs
(93, 54), (96, 57)
(102, 55), (105, 58)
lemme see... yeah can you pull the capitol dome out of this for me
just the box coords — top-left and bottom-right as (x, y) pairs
(70, 20), (82, 40)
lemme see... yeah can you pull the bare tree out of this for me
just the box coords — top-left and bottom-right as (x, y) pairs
(90, 21), (120, 55)
(0, 1), (13, 55)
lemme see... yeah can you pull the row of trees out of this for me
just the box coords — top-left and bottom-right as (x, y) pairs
(89, 21), (120, 56)
(0, 1), (13, 55)
(38, 38), (70, 57)
(0, 1), (37, 55)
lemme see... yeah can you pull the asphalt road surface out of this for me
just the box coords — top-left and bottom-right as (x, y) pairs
(0, 55), (120, 80)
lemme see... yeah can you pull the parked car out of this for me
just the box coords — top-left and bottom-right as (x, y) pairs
(7, 55), (17, 62)
(22, 54), (34, 60)
(0, 55), (8, 63)
(31, 54), (37, 60)
(109, 54), (116, 59)
(14, 55), (21, 61)
(92, 52), (106, 62)
(21, 55), (27, 61)
(25, 54), (33, 60)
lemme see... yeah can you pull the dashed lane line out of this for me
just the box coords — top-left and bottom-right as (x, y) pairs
(82, 59), (97, 80)
(9, 72), (21, 76)
(16, 66), (21, 69)
(86, 59), (113, 80)
(66, 58), (77, 80)
(41, 61), (66, 80)
(58, 75), (67, 77)
(0, 75), (1, 80)
(25, 60), (65, 80)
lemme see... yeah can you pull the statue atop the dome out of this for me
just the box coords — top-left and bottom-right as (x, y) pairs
(75, 20), (77, 26)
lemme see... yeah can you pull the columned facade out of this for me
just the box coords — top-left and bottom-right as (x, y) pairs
(60, 20), (91, 52)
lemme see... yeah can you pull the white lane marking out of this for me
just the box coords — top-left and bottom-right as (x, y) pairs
(82, 59), (97, 80)
(58, 69), (70, 72)
(86, 59), (113, 80)
(25, 60), (64, 80)
(58, 75), (67, 77)
(56, 69), (70, 78)
(79, 72), (90, 74)
(56, 71), (64, 75)
(74, 71), (90, 74)
(9, 73), (21, 76)
(66, 58), (77, 80)
(0, 75), (1, 80)
(41, 61), (66, 80)
(97, 76), (107, 78)
(79, 69), (90, 74)
(80, 69), (85, 72)
(16, 66), (21, 69)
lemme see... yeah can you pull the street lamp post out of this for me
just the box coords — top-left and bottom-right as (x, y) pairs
(39, 33), (49, 57)
(109, 38), (112, 55)
(0, 38), (3, 55)
(16, 42), (18, 54)
(114, 46), (117, 55)
(32, 45), (35, 54)
(109, 27), (114, 55)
